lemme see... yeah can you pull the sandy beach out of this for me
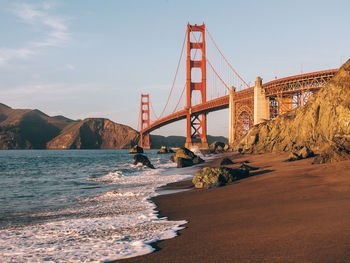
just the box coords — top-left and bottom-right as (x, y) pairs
(117, 152), (350, 263)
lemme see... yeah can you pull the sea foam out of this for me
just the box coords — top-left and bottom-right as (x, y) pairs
(0, 161), (192, 262)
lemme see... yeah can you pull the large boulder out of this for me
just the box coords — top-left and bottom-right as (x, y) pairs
(157, 145), (174, 154)
(210, 141), (226, 153)
(130, 145), (143, 154)
(170, 147), (204, 168)
(133, 154), (155, 169)
(193, 167), (249, 189)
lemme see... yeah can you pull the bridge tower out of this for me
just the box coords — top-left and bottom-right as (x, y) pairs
(185, 23), (209, 149)
(140, 94), (150, 149)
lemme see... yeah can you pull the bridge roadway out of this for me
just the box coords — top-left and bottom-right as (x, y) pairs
(143, 69), (338, 135)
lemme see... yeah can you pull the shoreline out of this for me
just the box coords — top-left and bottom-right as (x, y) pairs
(117, 151), (350, 263)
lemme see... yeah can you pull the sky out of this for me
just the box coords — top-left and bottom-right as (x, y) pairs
(0, 0), (349, 137)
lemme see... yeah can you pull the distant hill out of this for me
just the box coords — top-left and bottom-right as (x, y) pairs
(47, 118), (139, 149)
(0, 104), (76, 149)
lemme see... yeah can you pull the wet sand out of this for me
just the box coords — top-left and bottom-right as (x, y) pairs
(117, 152), (350, 263)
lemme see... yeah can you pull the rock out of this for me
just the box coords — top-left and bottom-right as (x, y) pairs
(133, 154), (155, 169)
(177, 157), (194, 168)
(193, 156), (205, 165)
(192, 167), (249, 189)
(298, 146), (314, 159)
(286, 146), (314, 161)
(157, 145), (174, 154)
(313, 144), (350, 164)
(220, 158), (234, 166)
(170, 147), (205, 168)
(210, 141), (226, 153)
(130, 145), (143, 154)
(239, 163), (259, 171)
(234, 59), (350, 163)
(287, 152), (301, 162)
(224, 144), (230, 151)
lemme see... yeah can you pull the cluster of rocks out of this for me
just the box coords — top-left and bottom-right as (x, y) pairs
(234, 59), (350, 164)
(130, 145), (206, 169)
(157, 146), (174, 154)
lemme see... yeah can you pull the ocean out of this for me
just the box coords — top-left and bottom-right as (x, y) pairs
(0, 149), (200, 262)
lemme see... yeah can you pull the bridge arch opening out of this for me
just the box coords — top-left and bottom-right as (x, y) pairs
(191, 68), (202, 83)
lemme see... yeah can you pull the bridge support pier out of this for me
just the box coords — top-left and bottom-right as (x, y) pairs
(139, 94), (151, 149)
(229, 86), (236, 146)
(254, 77), (269, 125)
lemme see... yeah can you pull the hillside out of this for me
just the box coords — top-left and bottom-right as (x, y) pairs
(235, 59), (350, 163)
(46, 118), (139, 149)
(0, 104), (75, 149)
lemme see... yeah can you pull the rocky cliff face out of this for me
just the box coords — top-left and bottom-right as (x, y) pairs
(46, 118), (139, 149)
(235, 59), (350, 163)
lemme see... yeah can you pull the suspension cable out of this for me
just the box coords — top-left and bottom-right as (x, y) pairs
(158, 30), (187, 119)
(205, 27), (250, 89)
(149, 101), (159, 120)
(206, 58), (230, 91)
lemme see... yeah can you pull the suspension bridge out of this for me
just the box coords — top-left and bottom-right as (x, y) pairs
(138, 23), (338, 149)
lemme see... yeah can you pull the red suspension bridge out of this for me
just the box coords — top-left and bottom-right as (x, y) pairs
(139, 23), (338, 149)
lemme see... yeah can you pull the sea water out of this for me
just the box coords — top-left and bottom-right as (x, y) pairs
(0, 149), (200, 262)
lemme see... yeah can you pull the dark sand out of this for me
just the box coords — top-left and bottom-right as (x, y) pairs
(118, 152), (350, 263)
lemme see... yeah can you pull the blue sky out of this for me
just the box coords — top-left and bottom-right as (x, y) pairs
(0, 0), (349, 137)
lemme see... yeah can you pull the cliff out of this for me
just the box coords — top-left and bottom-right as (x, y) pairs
(46, 118), (139, 149)
(235, 59), (350, 163)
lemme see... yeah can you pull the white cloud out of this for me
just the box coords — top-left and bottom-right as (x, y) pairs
(0, 1), (70, 66)
(0, 48), (36, 66)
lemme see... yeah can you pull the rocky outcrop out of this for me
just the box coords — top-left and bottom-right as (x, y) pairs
(170, 147), (205, 168)
(133, 154), (155, 169)
(130, 145), (143, 153)
(235, 59), (350, 163)
(47, 118), (139, 149)
(192, 167), (249, 188)
(157, 146), (174, 154)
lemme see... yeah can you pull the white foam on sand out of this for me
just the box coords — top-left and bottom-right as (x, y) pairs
(0, 164), (192, 263)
